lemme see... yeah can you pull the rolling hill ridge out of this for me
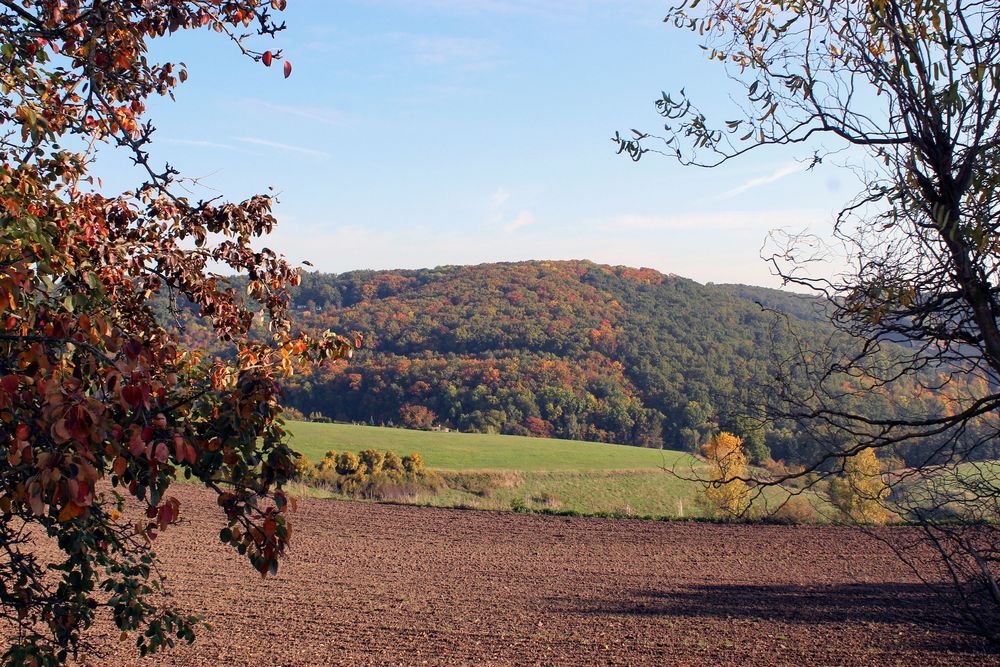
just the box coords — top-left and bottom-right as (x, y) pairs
(278, 260), (905, 464)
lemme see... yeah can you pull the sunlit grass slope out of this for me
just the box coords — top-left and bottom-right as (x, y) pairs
(286, 421), (696, 472)
(283, 422), (834, 521)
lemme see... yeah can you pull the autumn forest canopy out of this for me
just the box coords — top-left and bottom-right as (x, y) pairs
(165, 259), (997, 470)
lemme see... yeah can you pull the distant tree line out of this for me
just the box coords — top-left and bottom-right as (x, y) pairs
(266, 261), (984, 466)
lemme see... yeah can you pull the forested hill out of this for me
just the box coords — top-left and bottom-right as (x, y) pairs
(279, 260), (889, 464)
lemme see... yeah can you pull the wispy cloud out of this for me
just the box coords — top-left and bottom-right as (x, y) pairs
(384, 32), (503, 72)
(486, 186), (508, 225)
(413, 34), (493, 65)
(722, 162), (806, 199)
(162, 138), (264, 157)
(234, 137), (330, 159)
(242, 99), (347, 126)
(485, 186), (533, 232)
(490, 187), (511, 208)
(164, 138), (235, 150)
(503, 210), (535, 233)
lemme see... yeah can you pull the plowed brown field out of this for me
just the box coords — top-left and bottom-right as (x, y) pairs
(70, 485), (999, 665)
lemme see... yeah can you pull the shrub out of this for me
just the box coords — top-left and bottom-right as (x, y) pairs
(293, 454), (317, 481)
(336, 451), (360, 475)
(416, 468), (447, 494)
(317, 450), (339, 473)
(296, 448), (445, 501)
(383, 451), (404, 474)
(829, 448), (890, 525)
(359, 449), (386, 475)
(339, 471), (369, 496)
(402, 452), (425, 474)
(284, 405), (306, 421)
(773, 496), (817, 524)
(314, 468), (340, 487)
(701, 432), (750, 517)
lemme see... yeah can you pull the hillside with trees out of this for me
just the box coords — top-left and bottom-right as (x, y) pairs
(265, 260), (969, 466)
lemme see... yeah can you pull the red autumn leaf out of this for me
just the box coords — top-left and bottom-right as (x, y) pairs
(283, 60), (292, 78)
(262, 50), (272, 67)
(76, 481), (91, 505)
(123, 339), (143, 360)
(28, 492), (43, 517)
(121, 385), (143, 408)
(173, 435), (186, 462)
(157, 504), (173, 526)
(1, 375), (17, 393)
(128, 431), (145, 457)
(51, 418), (72, 443)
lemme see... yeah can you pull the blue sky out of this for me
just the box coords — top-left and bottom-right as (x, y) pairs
(102, 0), (853, 287)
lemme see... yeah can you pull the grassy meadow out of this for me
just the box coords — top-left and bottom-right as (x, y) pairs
(288, 422), (716, 517)
(286, 421), (694, 471)
(286, 421), (735, 519)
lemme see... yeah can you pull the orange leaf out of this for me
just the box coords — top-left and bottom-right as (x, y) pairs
(58, 502), (83, 522)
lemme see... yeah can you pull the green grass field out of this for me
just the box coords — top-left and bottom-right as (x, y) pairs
(283, 421), (730, 518)
(279, 422), (885, 523)
(286, 421), (696, 472)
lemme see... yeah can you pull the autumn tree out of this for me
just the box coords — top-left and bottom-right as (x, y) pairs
(0, 1), (356, 663)
(829, 448), (890, 525)
(399, 403), (436, 430)
(620, 0), (1000, 639)
(701, 432), (750, 517)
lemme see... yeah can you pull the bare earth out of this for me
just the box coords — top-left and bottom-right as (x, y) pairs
(73, 485), (997, 666)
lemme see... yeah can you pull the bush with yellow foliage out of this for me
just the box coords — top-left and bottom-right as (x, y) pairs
(829, 448), (891, 525)
(701, 432), (751, 517)
(290, 448), (443, 499)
